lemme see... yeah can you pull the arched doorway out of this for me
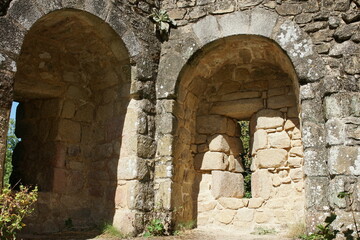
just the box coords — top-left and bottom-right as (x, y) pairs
(11, 9), (131, 233)
(171, 35), (304, 231)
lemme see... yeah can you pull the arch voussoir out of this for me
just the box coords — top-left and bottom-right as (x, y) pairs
(7, 0), (43, 30)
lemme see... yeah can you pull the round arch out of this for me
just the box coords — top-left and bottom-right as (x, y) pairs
(154, 7), (326, 232)
(0, 1), (159, 235)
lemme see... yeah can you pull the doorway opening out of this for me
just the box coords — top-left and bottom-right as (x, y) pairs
(172, 35), (304, 231)
(11, 9), (131, 233)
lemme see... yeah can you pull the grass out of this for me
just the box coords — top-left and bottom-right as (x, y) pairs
(97, 224), (124, 239)
(287, 222), (307, 239)
(251, 226), (277, 235)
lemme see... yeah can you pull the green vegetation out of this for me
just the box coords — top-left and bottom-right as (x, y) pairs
(299, 213), (338, 240)
(176, 220), (196, 231)
(298, 192), (360, 240)
(149, 8), (177, 41)
(0, 184), (38, 240)
(337, 191), (360, 239)
(238, 121), (252, 198)
(251, 226), (277, 235)
(4, 119), (18, 185)
(99, 223), (124, 238)
(173, 220), (196, 235)
(144, 219), (165, 237)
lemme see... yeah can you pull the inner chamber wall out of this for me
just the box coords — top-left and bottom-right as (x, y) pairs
(11, 10), (130, 232)
(172, 35), (304, 230)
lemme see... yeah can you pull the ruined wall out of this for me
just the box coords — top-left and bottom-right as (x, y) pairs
(0, 0), (161, 235)
(164, 35), (304, 231)
(0, 0), (359, 236)
(157, 0), (360, 235)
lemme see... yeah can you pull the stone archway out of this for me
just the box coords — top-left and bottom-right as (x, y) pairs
(155, 8), (326, 232)
(10, 9), (131, 233)
(172, 35), (303, 231)
(0, 0), (160, 235)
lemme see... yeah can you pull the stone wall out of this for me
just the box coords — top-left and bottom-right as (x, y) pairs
(0, 0), (358, 237)
(0, 0), (160, 235)
(156, 32), (305, 232)
(9, 8), (132, 232)
(157, 0), (359, 235)
(192, 73), (303, 231)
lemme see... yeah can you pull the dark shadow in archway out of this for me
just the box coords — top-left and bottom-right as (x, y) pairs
(11, 9), (131, 234)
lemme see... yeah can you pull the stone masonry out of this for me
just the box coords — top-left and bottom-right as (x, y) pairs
(0, 0), (359, 237)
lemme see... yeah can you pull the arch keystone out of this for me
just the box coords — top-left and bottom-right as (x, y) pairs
(249, 8), (278, 37)
(192, 15), (220, 46)
(218, 11), (250, 37)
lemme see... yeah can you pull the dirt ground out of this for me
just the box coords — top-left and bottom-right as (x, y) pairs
(19, 226), (294, 240)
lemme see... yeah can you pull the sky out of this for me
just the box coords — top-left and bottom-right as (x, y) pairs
(10, 102), (18, 119)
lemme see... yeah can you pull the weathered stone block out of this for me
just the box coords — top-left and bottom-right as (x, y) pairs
(117, 157), (148, 180)
(257, 149), (287, 168)
(268, 94), (296, 109)
(275, 3), (302, 16)
(200, 152), (228, 171)
(219, 91), (261, 102)
(328, 146), (360, 175)
(248, 198), (264, 208)
(252, 109), (284, 130)
(137, 135), (156, 159)
(252, 129), (267, 154)
(301, 99), (325, 123)
(228, 137), (243, 156)
(197, 115), (228, 134)
(325, 118), (345, 145)
(288, 157), (303, 167)
(344, 120), (360, 146)
(56, 119), (81, 143)
(214, 209), (236, 224)
(249, 7), (278, 37)
(291, 126), (302, 140)
(156, 112), (176, 134)
(218, 197), (245, 210)
(198, 200), (217, 213)
(192, 15), (220, 46)
(305, 177), (330, 211)
(211, 171), (244, 199)
(268, 131), (291, 149)
(8, 0), (43, 30)
(328, 176), (347, 209)
(208, 134), (230, 153)
(233, 208), (255, 222)
(113, 209), (137, 235)
(290, 168), (303, 182)
(289, 146), (303, 157)
(302, 121), (325, 149)
(255, 211), (271, 223)
(210, 98), (264, 119)
(284, 119), (296, 130)
(303, 148), (328, 176)
(157, 134), (173, 156)
(61, 100), (76, 118)
(251, 169), (272, 199)
(74, 103), (94, 122)
(228, 155), (245, 173)
(324, 94), (351, 119)
(0, 18), (25, 55)
(218, 11), (250, 37)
